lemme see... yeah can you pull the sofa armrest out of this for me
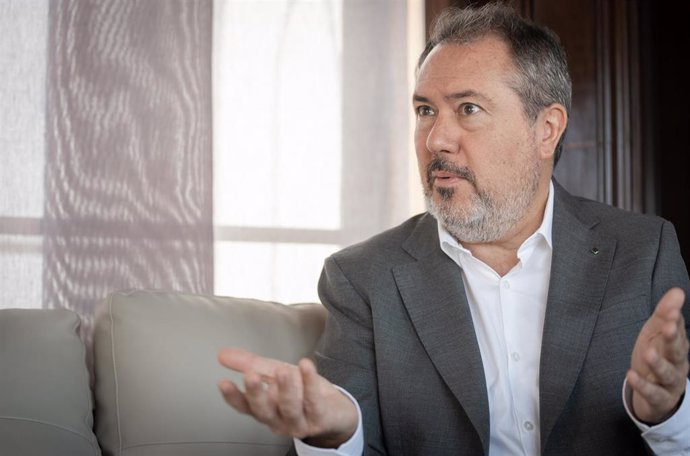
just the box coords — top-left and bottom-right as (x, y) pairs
(93, 289), (326, 456)
(0, 308), (101, 456)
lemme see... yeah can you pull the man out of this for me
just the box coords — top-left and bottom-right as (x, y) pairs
(218, 4), (690, 455)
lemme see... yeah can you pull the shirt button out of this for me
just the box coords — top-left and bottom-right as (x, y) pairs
(523, 421), (534, 431)
(502, 280), (510, 289)
(511, 352), (520, 362)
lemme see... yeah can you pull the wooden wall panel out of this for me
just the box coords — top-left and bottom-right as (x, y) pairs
(533, 0), (602, 203)
(638, 1), (690, 270)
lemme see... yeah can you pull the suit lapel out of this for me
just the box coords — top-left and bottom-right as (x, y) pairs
(393, 215), (490, 453)
(539, 183), (617, 450)
(392, 184), (616, 453)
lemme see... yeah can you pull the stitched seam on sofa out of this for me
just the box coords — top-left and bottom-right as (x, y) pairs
(108, 293), (124, 455)
(0, 416), (100, 452)
(72, 310), (97, 442)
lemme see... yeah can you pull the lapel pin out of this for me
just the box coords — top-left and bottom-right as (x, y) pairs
(590, 247), (600, 255)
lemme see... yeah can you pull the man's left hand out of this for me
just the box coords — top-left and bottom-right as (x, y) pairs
(628, 287), (689, 424)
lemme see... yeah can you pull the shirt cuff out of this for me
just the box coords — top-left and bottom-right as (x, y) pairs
(622, 377), (690, 455)
(293, 385), (364, 456)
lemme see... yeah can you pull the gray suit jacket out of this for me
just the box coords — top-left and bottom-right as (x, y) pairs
(310, 181), (690, 456)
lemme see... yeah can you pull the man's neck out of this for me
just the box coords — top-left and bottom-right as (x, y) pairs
(458, 183), (551, 276)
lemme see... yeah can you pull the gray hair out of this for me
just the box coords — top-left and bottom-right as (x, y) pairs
(418, 3), (572, 166)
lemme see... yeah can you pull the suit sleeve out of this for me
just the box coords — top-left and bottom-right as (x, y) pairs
(312, 255), (387, 456)
(637, 220), (690, 455)
(650, 221), (690, 356)
(285, 254), (384, 456)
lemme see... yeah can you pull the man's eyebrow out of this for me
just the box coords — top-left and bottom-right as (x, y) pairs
(412, 94), (431, 103)
(445, 90), (491, 103)
(412, 90), (492, 104)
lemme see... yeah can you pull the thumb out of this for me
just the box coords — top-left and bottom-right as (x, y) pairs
(299, 358), (322, 405)
(657, 287), (685, 314)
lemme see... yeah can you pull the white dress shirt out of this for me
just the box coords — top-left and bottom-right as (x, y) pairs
(436, 181), (556, 455)
(296, 182), (690, 455)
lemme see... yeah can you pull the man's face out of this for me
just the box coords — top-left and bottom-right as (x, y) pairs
(413, 37), (549, 244)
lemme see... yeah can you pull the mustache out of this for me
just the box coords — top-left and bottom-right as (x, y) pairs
(426, 157), (477, 187)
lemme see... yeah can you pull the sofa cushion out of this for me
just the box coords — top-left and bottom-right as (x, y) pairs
(93, 289), (326, 456)
(0, 308), (101, 455)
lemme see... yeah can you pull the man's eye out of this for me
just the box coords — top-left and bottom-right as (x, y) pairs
(460, 103), (481, 115)
(416, 105), (435, 117)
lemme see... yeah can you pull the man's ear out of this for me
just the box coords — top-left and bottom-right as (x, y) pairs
(537, 103), (568, 160)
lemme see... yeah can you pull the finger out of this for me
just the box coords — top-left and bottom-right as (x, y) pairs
(218, 347), (286, 378)
(218, 380), (251, 414)
(644, 349), (684, 388)
(660, 317), (690, 365)
(275, 365), (308, 433)
(300, 358), (323, 407)
(655, 288), (685, 320)
(628, 369), (674, 406)
(244, 371), (279, 424)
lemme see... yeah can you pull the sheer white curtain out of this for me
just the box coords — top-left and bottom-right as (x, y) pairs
(1, 0), (215, 336)
(0, 0), (48, 311)
(0, 0), (423, 323)
(212, 0), (424, 303)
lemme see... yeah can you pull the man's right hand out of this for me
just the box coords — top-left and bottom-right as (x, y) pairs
(218, 348), (358, 448)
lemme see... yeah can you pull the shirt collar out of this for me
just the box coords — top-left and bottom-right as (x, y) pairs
(438, 180), (554, 260)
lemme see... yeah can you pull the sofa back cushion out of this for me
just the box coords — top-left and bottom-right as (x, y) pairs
(0, 308), (101, 456)
(93, 289), (325, 456)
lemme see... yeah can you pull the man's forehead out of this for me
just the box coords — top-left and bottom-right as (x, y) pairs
(420, 38), (512, 73)
(421, 33), (511, 65)
(414, 39), (515, 96)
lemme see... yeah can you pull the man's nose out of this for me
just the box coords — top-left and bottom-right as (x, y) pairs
(425, 114), (460, 155)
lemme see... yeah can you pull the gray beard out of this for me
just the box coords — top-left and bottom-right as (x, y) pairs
(425, 157), (541, 244)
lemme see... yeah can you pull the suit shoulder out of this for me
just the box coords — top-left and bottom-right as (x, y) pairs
(555, 182), (664, 229)
(565, 194), (673, 246)
(329, 213), (430, 268)
(575, 195), (666, 229)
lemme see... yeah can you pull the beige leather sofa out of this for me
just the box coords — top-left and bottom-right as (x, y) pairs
(0, 289), (326, 456)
